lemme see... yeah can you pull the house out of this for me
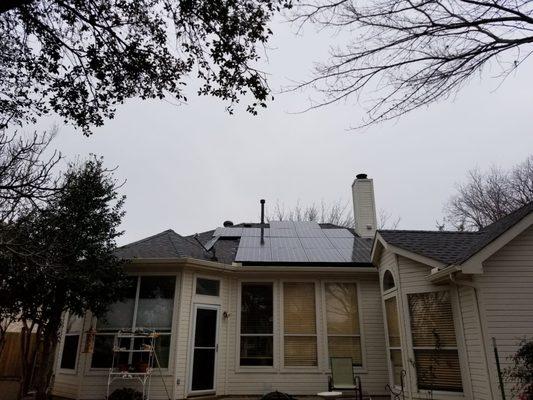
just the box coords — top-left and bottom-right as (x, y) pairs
(52, 175), (533, 400)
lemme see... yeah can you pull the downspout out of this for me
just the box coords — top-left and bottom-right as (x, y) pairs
(448, 273), (497, 400)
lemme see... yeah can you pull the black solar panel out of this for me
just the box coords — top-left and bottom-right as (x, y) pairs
(214, 221), (366, 264)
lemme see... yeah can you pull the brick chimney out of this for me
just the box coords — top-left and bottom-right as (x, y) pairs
(352, 173), (377, 238)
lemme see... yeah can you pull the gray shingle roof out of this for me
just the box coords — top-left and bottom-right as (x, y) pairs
(116, 223), (372, 265)
(379, 201), (533, 265)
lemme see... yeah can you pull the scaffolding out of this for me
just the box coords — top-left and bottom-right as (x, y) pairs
(106, 330), (157, 400)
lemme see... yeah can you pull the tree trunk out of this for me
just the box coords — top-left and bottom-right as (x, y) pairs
(34, 316), (61, 400)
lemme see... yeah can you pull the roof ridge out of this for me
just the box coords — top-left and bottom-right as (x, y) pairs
(118, 229), (177, 249)
(480, 201), (533, 232)
(378, 229), (479, 234)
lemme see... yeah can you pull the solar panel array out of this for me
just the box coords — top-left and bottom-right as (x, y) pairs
(212, 221), (370, 263)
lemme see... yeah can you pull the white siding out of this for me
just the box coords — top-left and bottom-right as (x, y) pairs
(394, 255), (473, 400)
(223, 272), (388, 398)
(475, 225), (533, 400)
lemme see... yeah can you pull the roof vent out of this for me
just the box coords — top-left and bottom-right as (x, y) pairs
(356, 173), (368, 179)
(223, 220), (234, 227)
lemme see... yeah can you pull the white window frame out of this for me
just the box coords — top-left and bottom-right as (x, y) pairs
(383, 291), (403, 388)
(236, 279), (277, 372)
(90, 274), (177, 373)
(193, 274), (222, 300)
(404, 289), (464, 395)
(58, 311), (84, 374)
(321, 280), (366, 372)
(280, 279), (320, 371)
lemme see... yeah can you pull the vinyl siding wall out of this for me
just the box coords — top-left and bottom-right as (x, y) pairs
(379, 252), (474, 400)
(52, 267), (389, 399)
(474, 225), (533, 400)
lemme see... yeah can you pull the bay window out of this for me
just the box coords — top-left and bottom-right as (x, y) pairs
(408, 291), (463, 392)
(92, 276), (175, 369)
(325, 283), (362, 366)
(283, 282), (317, 367)
(240, 283), (273, 366)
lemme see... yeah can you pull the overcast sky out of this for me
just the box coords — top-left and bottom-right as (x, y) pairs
(37, 17), (533, 245)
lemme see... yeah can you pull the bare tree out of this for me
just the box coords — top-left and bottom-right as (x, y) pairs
(269, 200), (355, 228)
(445, 155), (533, 230)
(269, 200), (401, 229)
(378, 208), (401, 230)
(290, 0), (533, 127)
(0, 129), (61, 224)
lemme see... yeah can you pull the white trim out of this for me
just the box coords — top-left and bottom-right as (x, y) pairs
(236, 279), (277, 373)
(321, 280), (366, 373)
(187, 303), (220, 395)
(280, 279), (320, 371)
(57, 311), (84, 374)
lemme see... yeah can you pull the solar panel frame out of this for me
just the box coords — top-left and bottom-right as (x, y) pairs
(269, 228), (297, 237)
(299, 237), (335, 249)
(328, 238), (356, 249)
(304, 248), (345, 262)
(271, 247), (308, 262)
(270, 237), (302, 249)
(235, 246), (272, 262)
(239, 236), (272, 248)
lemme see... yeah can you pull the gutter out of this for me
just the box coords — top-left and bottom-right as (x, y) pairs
(426, 264), (461, 283)
(124, 257), (377, 274)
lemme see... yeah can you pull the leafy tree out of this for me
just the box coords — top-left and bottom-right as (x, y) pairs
(0, 156), (130, 399)
(445, 155), (533, 230)
(504, 339), (533, 399)
(291, 0), (533, 127)
(1, 0), (291, 135)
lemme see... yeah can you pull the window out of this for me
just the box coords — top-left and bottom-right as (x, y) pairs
(283, 282), (317, 367)
(60, 313), (84, 370)
(92, 276), (175, 369)
(408, 291), (463, 392)
(383, 270), (396, 291)
(196, 278), (220, 296)
(385, 297), (403, 385)
(325, 283), (362, 366)
(240, 283), (273, 366)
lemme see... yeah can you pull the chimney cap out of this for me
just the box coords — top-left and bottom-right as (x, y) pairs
(356, 173), (368, 179)
(223, 220), (234, 227)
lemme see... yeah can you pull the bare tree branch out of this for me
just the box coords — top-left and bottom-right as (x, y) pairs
(289, 0), (533, 127)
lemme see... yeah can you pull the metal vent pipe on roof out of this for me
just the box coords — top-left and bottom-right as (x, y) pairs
(260, 199), (266, 224)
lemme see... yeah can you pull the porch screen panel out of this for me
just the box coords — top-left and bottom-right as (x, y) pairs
(325, 283), (362, 366)
(408, 291), (463, 392)
(283, 282), (317, 366)
(240, 283), (273, 366)
(385, 297), (403, 386)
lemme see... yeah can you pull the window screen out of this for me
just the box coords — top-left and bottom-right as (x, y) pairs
(240, 283), (273, 366)
(325, 283), (362, 366)
(408, 291), (463, 392)
(283, 282), (317, 366)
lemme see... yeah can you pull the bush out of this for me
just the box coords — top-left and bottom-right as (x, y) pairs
(108, 388), (144, 400)
(504, 339), (533, 399)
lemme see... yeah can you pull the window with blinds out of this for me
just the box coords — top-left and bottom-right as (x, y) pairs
(240, 282), (274, 366)
(385, 296), (403, 385)
(325, 283), (362, 366)
(408, 291), (463, 392)
(283, 282), (317, 367)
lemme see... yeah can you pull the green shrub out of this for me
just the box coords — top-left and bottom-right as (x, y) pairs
(504, 339), (533, 398)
